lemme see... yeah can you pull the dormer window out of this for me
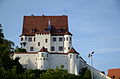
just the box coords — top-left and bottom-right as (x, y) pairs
(31, 28), (37, 33)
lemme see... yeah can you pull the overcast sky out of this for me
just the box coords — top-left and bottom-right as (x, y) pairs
(0, 0), (120, 74)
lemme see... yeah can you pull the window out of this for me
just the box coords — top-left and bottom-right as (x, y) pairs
(59, 46), (63, 51)
(76, 55), (78, 58)
(66, 37), (68, 41)
(68, 47), (70, 50)
(28, 37), (32, 42)
(21, 37), (23, 41)
(51, 46), (55, 51)
(43, 58), (45, 60)
(59, 37), (63, 42)
(52, 37), (56, 42)
(70, 37), (72, 41)
(41, 53), (44, 57)
(70, 54), (72, 58)
(30, 47), (34, 51)
(34, 37), (35, 42)
(45, 39), (47, 43)
(38, 42), (40, 46)
(25, 37), (27, 41)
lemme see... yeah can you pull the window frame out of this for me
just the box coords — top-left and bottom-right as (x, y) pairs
(59, 37), (63, 42)
(51, 46), (55, 51)
(52, 37), (56, 42)
(28, 37), (32, 42)
(30, 47), (34, 51)
(45, 39), (48, 43)
(59, 46), (63, 51)
(38, 42), (40, 46)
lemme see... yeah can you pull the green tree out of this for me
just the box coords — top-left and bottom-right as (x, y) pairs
(80, 67), (91, 79)
(14, 46), (27, 52)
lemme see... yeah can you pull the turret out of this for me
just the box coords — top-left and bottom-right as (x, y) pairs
(20, 35), (27, 48)
(37, 47), (49, 70)
(64, 31), (72, 53)
(68, 47), (79, 75)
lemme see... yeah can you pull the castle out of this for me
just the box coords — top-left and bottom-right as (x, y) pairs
(13, 15), (111, 78)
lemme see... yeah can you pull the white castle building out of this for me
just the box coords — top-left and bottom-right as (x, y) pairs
(13, 15), (111, 78)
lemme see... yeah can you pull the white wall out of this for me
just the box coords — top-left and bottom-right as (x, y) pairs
(35, 34), (51, 52)
(20, 36), (36, 52)
(14, 53), (38, 69)
(48, 54), (69, 70)
(51, 36), (64, 53)
(64, 35), (72, 53)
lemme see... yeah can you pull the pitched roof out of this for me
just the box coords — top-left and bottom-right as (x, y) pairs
(39, 46), (48, 52)
(107, 68), (120, 79)
(22, 15), (68, 36)
(64, 31), (72, 35)
(68, 48), (79, 54)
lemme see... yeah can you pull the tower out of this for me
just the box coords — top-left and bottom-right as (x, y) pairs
(64, 31), (73, 53)
(68, 48), (79, 75)
(37, 47), (49, 70)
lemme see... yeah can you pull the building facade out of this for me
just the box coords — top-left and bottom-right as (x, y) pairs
(13, 15), (111, 78)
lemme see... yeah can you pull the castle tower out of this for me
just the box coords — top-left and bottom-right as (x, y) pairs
(64, 31), (72, 53)
(68, 47), (79, 75)
(37, 47), (49, 70)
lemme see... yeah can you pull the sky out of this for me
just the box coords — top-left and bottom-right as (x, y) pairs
(0, 0), (120, 74)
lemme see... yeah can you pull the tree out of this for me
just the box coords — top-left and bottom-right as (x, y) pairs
(0, 24), (4, 44)
(14, 46), (27, 52)
(80, 67), (91, 79)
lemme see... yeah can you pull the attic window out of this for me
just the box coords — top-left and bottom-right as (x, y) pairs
(32, 29), (36, 33)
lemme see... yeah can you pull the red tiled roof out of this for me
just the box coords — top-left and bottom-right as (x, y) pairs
(68, 48), (79, 54)
(14, 52), (38, 54)
(64, 31), (72, 35)
(107, 68), (120, 79)
(39, 46), (48, 52)
(22, 15), (68, 36)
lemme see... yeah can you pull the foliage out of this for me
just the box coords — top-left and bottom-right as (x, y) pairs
(14, 46), (27, 52)
(80, 67), (91, 79)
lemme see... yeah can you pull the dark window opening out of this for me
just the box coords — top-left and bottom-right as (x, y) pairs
(68, 47), (70, 50)
(70, 37), (72, 41)
(25, 37), (27, 41)
(51, 46), (55, 51)
(45, 39), (48, 43)
(70, 55), (72, 58)
(66, 37), (68, 41)
(41, 53), (44, 57)
(53, 37), (56, 42)
(59, 46), (63, 51)
(21, 37), (23, 41)
(38, 42), (40, 46)
(30, 47), (34, 51)
(28, 37), (32, 42)
(76, 55), (78, 58)
(59, 37), (63, 42)
(34, 37), (35, 42)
